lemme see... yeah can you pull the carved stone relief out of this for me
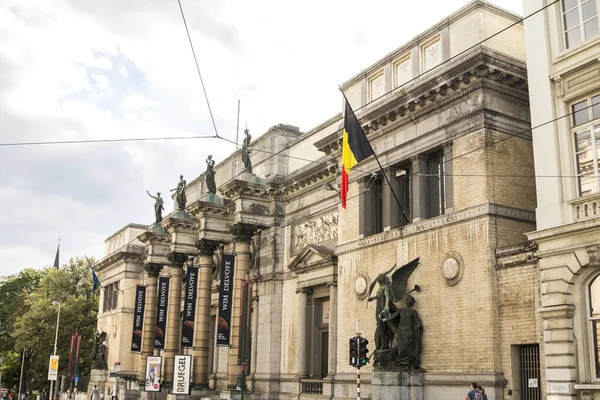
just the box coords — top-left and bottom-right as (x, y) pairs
(293, 213), (338, 252)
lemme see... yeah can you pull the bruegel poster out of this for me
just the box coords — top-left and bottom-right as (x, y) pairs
(145, 356), (162, 392)
(172, 355), (191, 395)
(181, 266), (198, 348)
(217, 253), (235, 346)
(154, 276), (170, 349)
(130, 285), (146, 352)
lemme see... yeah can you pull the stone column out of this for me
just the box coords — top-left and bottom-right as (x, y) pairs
(192, 239), (219, 388)
(138, 263), (162, 378)
(442, 142), (454, 212)
(211, 309), (220, 385)
(163, 252), (187, 388)
(250, 284), (259, 375)
(410, 155), (428, 222)
(296, 288), (311, 378)
(326, 282), (337, 377)
(227, 223), (256, 388)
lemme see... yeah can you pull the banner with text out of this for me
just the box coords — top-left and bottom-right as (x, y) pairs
(181, 266), (198, 348)
(131, 285), (146, 352)
(144, 356), (162, 392)
(217, 253), (235, 346)
(47, 355), (59, 381)
(154, 277), (170, 349)
(172, 355), (191, 395)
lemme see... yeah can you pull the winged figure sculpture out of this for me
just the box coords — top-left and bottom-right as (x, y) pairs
(367, 257), (421, 368)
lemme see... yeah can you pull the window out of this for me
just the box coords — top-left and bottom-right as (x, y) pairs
(103, 281), (119, 312)
(589, 275), (600, 377)
(426, 151), (446, 218)
(393, 164), (412, 226)
(563, 0), (599, 49)
(573, 95), (600, 195)
(364, 174), (383, 236)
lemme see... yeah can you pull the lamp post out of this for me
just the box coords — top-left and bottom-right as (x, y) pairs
(50, 301), (61, 400)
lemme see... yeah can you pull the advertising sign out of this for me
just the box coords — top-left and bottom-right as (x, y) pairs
(181, 266), (198, 348)
(130, 285), (146, 352)
(172, 355), (192, 395)
(154, 277), (170, 349)
(217, 253), (235, 346)
(47, 355), (59, 381)
(145, 356), (162, 392)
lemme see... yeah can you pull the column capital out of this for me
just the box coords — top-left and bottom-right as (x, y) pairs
(442, 141), (453, 150)
(144, 263), (163, 276)
(326, 282), (338, 288)
(167, 251), (189, 267)
(296, 287), (313, 295)
(410, 154), (428, 163)
(231, 222), (258, 243)
(195, 238), (220, 256)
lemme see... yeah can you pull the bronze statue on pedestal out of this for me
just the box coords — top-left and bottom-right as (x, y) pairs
(367, 258), (422, 370)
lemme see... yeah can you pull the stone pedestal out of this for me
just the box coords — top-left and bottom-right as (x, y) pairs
(372, 370), (424, 400)
(88, 369), (108, 399)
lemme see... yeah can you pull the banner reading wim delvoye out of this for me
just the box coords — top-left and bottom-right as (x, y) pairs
(154, 276), (170, 349)
(131, 285), (146, 352)
(217, 253), (235, 346)
(181, 266), (198, 348)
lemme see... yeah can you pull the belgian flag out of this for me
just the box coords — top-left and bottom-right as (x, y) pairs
(341, 101), (374, 208)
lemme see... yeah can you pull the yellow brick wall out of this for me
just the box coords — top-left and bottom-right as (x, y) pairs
(336, 217), (503, 375)
(453, 130), (492, 211)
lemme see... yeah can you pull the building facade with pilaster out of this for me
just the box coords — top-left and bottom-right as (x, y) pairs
(522, 0), (600, 398)
(92, 2), (543, 400)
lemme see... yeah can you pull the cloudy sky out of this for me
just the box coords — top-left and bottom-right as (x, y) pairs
(0, 0), (522, 275)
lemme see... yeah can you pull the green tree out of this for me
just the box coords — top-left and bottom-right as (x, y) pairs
(10, 257), (99, 393)
(0, 269), (44, 391)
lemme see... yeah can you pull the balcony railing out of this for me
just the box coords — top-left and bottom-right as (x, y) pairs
(573, 194), (600, 222)
(301, 379), (323, 395)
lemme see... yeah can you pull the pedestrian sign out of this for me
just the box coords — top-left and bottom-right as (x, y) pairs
(74, 376), (79, 384)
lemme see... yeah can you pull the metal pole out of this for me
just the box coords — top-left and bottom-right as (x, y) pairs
(235, 100), (241, 149)
(50, 302), (60, 400)
(356, 333), (360, 400)
(18, 349), (26, 400)
(356, 365), (360, 400)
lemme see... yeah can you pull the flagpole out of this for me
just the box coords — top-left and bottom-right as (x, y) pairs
(339, 90), (410, 224)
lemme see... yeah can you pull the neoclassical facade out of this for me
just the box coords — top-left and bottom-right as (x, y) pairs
(523, 0), (600, 398)
(93, 2), (542, 400)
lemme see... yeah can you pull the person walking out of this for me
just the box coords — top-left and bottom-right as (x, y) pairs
(91, 386), (98, 400)
(465, 383), (477, 400)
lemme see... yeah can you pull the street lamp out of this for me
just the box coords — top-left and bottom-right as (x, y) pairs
(50, 301), (61, 400)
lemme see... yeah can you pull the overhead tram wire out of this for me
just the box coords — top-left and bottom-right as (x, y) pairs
(176, 0), (220, 138)
(0, 0), (558, 150)
(0, 135), (218, 147)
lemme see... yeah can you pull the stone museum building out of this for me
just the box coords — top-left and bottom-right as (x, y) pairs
(91, 2), (544, 399)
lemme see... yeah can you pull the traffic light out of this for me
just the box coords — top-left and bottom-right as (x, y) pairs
(358, 337), (369, 367)
(349, 337), (358, 367)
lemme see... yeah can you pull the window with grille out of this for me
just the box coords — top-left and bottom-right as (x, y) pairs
(562, 0), (599, 49)
(573, 94), (600, 195)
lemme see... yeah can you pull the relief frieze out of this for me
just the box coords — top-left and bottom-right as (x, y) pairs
(293, 213), (338, 252)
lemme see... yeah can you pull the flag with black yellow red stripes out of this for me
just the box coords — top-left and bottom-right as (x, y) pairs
(341, 101), (374, 208)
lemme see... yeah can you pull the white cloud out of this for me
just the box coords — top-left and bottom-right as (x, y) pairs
(120, 93), (160, 111)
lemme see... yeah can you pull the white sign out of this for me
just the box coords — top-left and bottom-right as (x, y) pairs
(172, 355), (192, 395)
(47, 356), (59, 381)
(114, 362), (121, 372)
(528, 378), (538, 388)
(145, 356), (162, 392)
(547, 382), (570, 394)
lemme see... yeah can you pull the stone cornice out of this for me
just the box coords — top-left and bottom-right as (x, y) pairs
(96, 245), (145, 272)
(280, 163), (339, 196)
(138, 231), (170, 245)
(188, 199), (232, 218)
(336, 202), (535, 255)
(219, 176), (270, 201)
(317, 52), (528, 156)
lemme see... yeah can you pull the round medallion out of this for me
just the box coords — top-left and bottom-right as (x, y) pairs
(355, 272), (370, 300)
(441, 252), (464, 286)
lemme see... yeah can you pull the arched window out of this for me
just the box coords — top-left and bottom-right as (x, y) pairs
(589, 275), (600, 377)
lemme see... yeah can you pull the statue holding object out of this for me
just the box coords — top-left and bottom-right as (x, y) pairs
(367, 257), (422, 370)
(241, 127), (252, 173)
(170, 175), (187, 210)
(205, 155), (217, 194)
(146, 191), (164, 224)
